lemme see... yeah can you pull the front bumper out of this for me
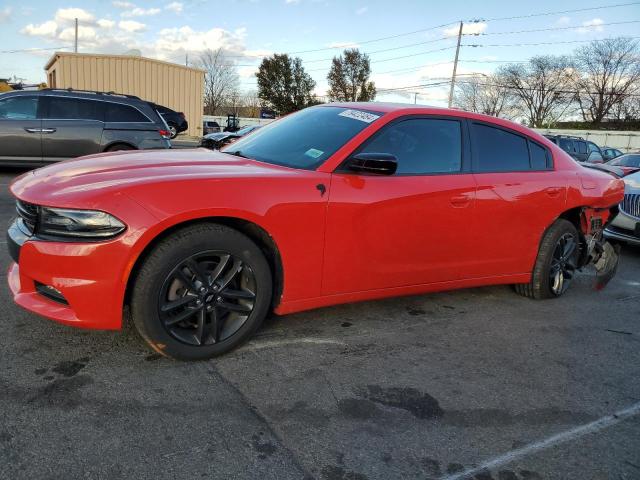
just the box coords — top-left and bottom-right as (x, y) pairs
(604, 210), (640, 246)
(6, 218), (131, 330)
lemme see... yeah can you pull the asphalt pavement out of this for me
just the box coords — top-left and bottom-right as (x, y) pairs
(0, 169), (639, 480)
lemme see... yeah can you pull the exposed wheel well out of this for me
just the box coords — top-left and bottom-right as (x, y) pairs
(123, 217), (284, 312)
(104, 142), (137, 152)
(559, 207), (583, 232)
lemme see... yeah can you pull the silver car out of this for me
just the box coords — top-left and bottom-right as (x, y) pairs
(605, 171), (640, 246)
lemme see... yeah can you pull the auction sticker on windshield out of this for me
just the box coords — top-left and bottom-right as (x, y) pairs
(338, 109), (380, 123)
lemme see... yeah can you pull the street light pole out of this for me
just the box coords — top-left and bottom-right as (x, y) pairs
(448, 21), (463, 108)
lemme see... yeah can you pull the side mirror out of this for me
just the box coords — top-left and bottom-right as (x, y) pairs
(347, 152), (398, 175)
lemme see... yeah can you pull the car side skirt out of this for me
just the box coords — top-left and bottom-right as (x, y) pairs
(274, 273), (531, 315)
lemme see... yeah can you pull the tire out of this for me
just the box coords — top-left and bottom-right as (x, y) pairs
(106, 143), (135, 152)
(515, 219), (580, 299)
(168, 124), (178, 139)
(131, 223), (272, 360)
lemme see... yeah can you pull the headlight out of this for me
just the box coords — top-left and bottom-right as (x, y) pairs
(38, 207), (126, 239)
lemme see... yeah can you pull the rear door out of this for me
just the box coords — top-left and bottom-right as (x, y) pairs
(0, 95), (42, 164)
(469, 121), (567, 277)
(41, 96), (105, 161)
(574, 140), (589, 162)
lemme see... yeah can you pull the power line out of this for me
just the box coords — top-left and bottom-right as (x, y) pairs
(474, 1), (640, 22)
(0, 46), (71, 54)
(464, 36), (640, 48)
(477, 20), (640, 36)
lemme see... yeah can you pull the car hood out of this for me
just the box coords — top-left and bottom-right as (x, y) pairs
(203, 132), (234, 141)
(623, 171), (640, 191)
(10, 148), (297, 206)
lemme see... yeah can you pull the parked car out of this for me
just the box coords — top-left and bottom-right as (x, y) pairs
(602, 146), (623, 161)
(543, 135), (604, 163)
(7, 103), (624, 360)
(605, 153), (640, 177)
(152, 103), (187, 139)
(604, 170), (640, 246)
(0, 89), (171, 166)
(203, 120), (221, 135)
(199, 125), (261, 150)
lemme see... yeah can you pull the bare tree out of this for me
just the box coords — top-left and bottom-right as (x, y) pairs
(198, 48), (240, 115)
(499, 56), (575, 127)
(242, 90), (262, 118)
(454, 74), (516, 118)
(573, 37), (640, 124)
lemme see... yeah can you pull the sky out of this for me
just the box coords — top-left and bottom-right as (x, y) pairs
(0, 0), (639, 105)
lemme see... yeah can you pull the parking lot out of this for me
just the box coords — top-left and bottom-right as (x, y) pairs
(0, 167), (638, 480)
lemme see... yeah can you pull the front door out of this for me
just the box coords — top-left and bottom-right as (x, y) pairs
(0, 95), (42, 164)
(322, 116), (477, 296)
(41, 96), (105, 161)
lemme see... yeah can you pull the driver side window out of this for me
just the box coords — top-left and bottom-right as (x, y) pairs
(0, 96), (39, 120)
(359, 118), (462, 175)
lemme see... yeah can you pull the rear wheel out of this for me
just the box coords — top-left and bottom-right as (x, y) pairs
(131, 223), (272, 360)
(515, 219), (580, 299)
(168, 124), (178, 139)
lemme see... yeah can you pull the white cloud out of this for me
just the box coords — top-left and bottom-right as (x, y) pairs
(577, 18), (604, 34)
(121, 7), (161, 17)
(238, 66), (258, 78)
(118, 20), (146, 32)
(285, 0), (300, 4)
(97, 19), (116, 29)
(0, 6), (11, 23)
(22, 20), (58, 38)
(355, 6), (368, 15)
(556, 16), (571, 25)
(165, 2), (183, 13)
(327, 41), (359, 49)
(55, 7), (95, 24)
(444, 22), (487, 37)
(153, 26), (246, 56)
(112, 1), (135, 8)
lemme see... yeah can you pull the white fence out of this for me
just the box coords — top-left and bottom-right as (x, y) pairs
(534, 128), (640, 153)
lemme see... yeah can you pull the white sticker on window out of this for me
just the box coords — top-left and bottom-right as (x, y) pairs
(338, 109), (380, 123)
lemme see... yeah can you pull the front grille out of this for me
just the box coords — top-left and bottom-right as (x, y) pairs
(16, 199), (39, 234)
(620, 193), (640, 219)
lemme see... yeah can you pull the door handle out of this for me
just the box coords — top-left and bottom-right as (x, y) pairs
(450, 195), (471, 208)
(544, 187), (562, 198)
(24, 128), (41, 133)
(41, 128), (57, 134)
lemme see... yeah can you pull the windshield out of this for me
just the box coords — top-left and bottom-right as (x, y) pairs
(222, 106), (384, 169)
(609, 154), (640, 167)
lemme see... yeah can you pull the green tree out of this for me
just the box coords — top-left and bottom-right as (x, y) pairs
(327, 49), (376, 102)
(256, 54), (316, 114)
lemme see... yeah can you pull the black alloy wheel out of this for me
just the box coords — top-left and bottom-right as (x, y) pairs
(549, 233), (577, 296)
(158, 251), (256, 346)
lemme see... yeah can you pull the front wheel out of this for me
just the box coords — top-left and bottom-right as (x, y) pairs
(131, 223), (272, 360)
(515, 219), (580, 299)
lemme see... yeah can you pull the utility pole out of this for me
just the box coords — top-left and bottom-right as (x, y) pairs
(74, 18), (78, 53)
(448, 21), (463, 108)
(414, 92), (418, 104)
(185, 53), (188, 67)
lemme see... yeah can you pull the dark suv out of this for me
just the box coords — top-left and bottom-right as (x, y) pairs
(543, 134), (604, 163)
(0, 89), (171, 166)
(152, 103), (188, 139)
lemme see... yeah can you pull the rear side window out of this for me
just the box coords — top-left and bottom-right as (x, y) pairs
(587, 142), (600, 153)
(47, 97), (104, 121)
(0, 96), (38, 120)
(359, 118), (462, 174)
(558, 138), (573, 152)
(529, 142), (550, 170)
(471, 123), (529, 172)
(576, 141), (587, 154)
(105, 103), (150, 123)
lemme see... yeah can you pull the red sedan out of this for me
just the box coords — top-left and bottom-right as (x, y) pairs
(7, 103), (624, 360)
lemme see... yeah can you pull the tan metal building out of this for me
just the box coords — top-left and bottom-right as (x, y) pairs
(44, 52), (204, 137)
